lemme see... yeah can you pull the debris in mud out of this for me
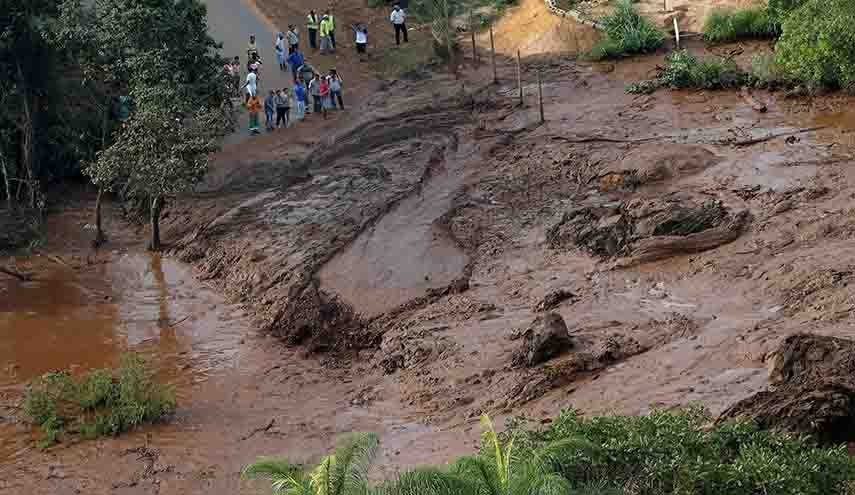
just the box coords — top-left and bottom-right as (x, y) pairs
(548, 196), (750, 264)
(534, 288), (577, 312)
(597, 144), (720, 192)
(512, 312), (574, 367)
(719, 333), (855, 443)
(775, 267), (855, 319)
(379, 323), (457, 374)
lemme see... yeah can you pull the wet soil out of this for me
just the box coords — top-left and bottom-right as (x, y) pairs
(7, 2), (855, 494)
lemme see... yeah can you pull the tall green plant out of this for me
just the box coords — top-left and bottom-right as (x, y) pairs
(243, 433), (381, 495)
(588, 0), (665, 60)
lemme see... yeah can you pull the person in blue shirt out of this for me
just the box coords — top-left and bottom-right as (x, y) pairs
(293, 81), (307, 121)
(287, 50), (305, 84)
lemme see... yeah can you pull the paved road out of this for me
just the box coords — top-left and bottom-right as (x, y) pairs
(202, 0), (292, 138)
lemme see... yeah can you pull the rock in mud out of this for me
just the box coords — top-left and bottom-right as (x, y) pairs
(535, 289), (576, 312)
(512, 312), (574, 367)
(719, 333), (855, 443)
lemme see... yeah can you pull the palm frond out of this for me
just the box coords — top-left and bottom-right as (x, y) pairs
(242, 458), (310, 495)
(532, 436), (600, 474)
(452, 456), (501, 495)
(311, 455), (336, 495)
(379, 467), (479, 495)
(532, 473), (572, 495)
(329, 432), (380, 495)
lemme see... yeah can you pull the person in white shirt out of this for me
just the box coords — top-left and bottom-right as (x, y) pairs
(390, 5), (408, 45)
(352, 24), (368, 59)
(243, 66), (258, 104)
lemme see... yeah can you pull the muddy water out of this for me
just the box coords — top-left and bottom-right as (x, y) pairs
(0, 252), (249, 463)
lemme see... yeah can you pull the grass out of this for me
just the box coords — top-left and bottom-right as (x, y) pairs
(245, 408), (855, 495)
(23, 353), (176, 449)
(369, 37), (437, 78)
(587, 0), (665, 61)
(627, 50), (747, 94)
(703, 7), (778, 43)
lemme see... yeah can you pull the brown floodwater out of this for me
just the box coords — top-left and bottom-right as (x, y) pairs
(0, 252), (250, 463)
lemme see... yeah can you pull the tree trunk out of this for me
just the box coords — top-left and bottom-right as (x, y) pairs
(149, 196), (164, 251)
(17, 61), (36, 210)
(93, 187), (106, 246)
(0, 151), (12, 211)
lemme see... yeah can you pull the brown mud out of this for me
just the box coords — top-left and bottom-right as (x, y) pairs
(6, 3), (855, 494)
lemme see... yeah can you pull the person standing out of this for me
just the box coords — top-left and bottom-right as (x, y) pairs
(275, 88), (291, 128)
(243, 65), (258, 105)
(390, 5), (408, 45)
(287, 50), (304, 84)
(319, 76), (331, 120)
(247, 35), (259, 60)
(275, 33), (287, 72)
(319, 14), (333, 54)
(287, 25), (300, 55)
(329, 69), (344, 110)
(306, 10), (319, 50)
(247, 94), (262, 134)
(294, 81), (307, 121)
(264, 90), (276, 131)
(325, 10), (337, 50)
(353, 24), (368, 60)
(308, 73), (322, 115)
(230, 56), (242, 96)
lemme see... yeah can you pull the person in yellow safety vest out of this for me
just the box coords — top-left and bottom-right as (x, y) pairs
(319, 15), (334, 54)
(324, 10), (336, 50)
(306, 10), (319, 50)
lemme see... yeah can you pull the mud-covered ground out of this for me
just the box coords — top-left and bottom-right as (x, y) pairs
(6, 17), (855, 495)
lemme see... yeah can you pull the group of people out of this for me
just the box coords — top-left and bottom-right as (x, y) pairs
(224, 4), (410, 134)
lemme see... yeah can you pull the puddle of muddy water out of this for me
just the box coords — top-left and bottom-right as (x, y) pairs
(0, 252), (249, 462)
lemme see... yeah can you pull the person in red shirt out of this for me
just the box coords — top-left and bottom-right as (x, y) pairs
(318, 76), (331, 120)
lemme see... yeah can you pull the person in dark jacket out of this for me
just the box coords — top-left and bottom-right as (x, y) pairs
(264, 90), (276, 131)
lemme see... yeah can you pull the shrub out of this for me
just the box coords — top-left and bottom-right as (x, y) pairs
(768, 0), (806, 24)
(626, 50), (746, 94)
(703, 7), (777, 43)
(22, 353), (175, 448)
(775, 0), (855, 91)
(503, 408), (855, 495)
(749, 52), (789, 88)
(587, 0), (665, 60)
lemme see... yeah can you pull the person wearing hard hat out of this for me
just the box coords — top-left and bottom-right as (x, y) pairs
(306, 10), (319, 50)
(319, 14), (334, 54)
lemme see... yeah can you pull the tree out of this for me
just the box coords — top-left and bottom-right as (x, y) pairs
(0, 0), (59, 210)
(90, 85), (230, 251)
(242, 432), (381, 495)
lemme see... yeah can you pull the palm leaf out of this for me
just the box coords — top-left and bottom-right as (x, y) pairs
(242, 458), (310, 495)
(452, 456), (501, 495)
(311, 455), (336, 495)
(329, 432), (380, 495)
(379, 467), (479, 495)
(531, 436), (600, 475)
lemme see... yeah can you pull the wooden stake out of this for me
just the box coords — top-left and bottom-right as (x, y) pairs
(517, 49), (523, 105)
(537, 70), (544, 123)
(490, 24), (497, 84)
(673, 18), (680, 49)
(470, 10), (478, 67)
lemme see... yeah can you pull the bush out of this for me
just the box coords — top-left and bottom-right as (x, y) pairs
(768, 0), (806, 24)
(587, 0), (665, 60)
(703, 7), (777, 43)
(22, 353), (175, 448)
(626, 50), (746, 94)
(503, 408), (855, 495)
(775, 0), (855, 91)
(749, 52), (790, 88)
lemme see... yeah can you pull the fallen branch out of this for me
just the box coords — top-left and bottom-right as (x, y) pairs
(551, 135), (658, 144)
(240, 418), (275, 441)
(0, 265), (32, 281)
(731, 126), (826, 147)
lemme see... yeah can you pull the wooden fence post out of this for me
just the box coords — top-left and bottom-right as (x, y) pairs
(537, 70), (544, 123)
(517, 50), (523, 105)
(673, 17), (680, 49)
(470, 10), (478, 67)
(490, 24), (497, 84)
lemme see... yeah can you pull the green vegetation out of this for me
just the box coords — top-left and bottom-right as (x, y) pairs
(627, 50), (746, 94)
(775, 0), (855, 92)
(244, 409), (855, 495)
(1, 0), (234, 250)
(767, 0), (807, 24)
(749, 52), (790, 89)
(23, 353), (176, 449)
(587, 0), (665, 61)
(703, 7), (777, 43)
